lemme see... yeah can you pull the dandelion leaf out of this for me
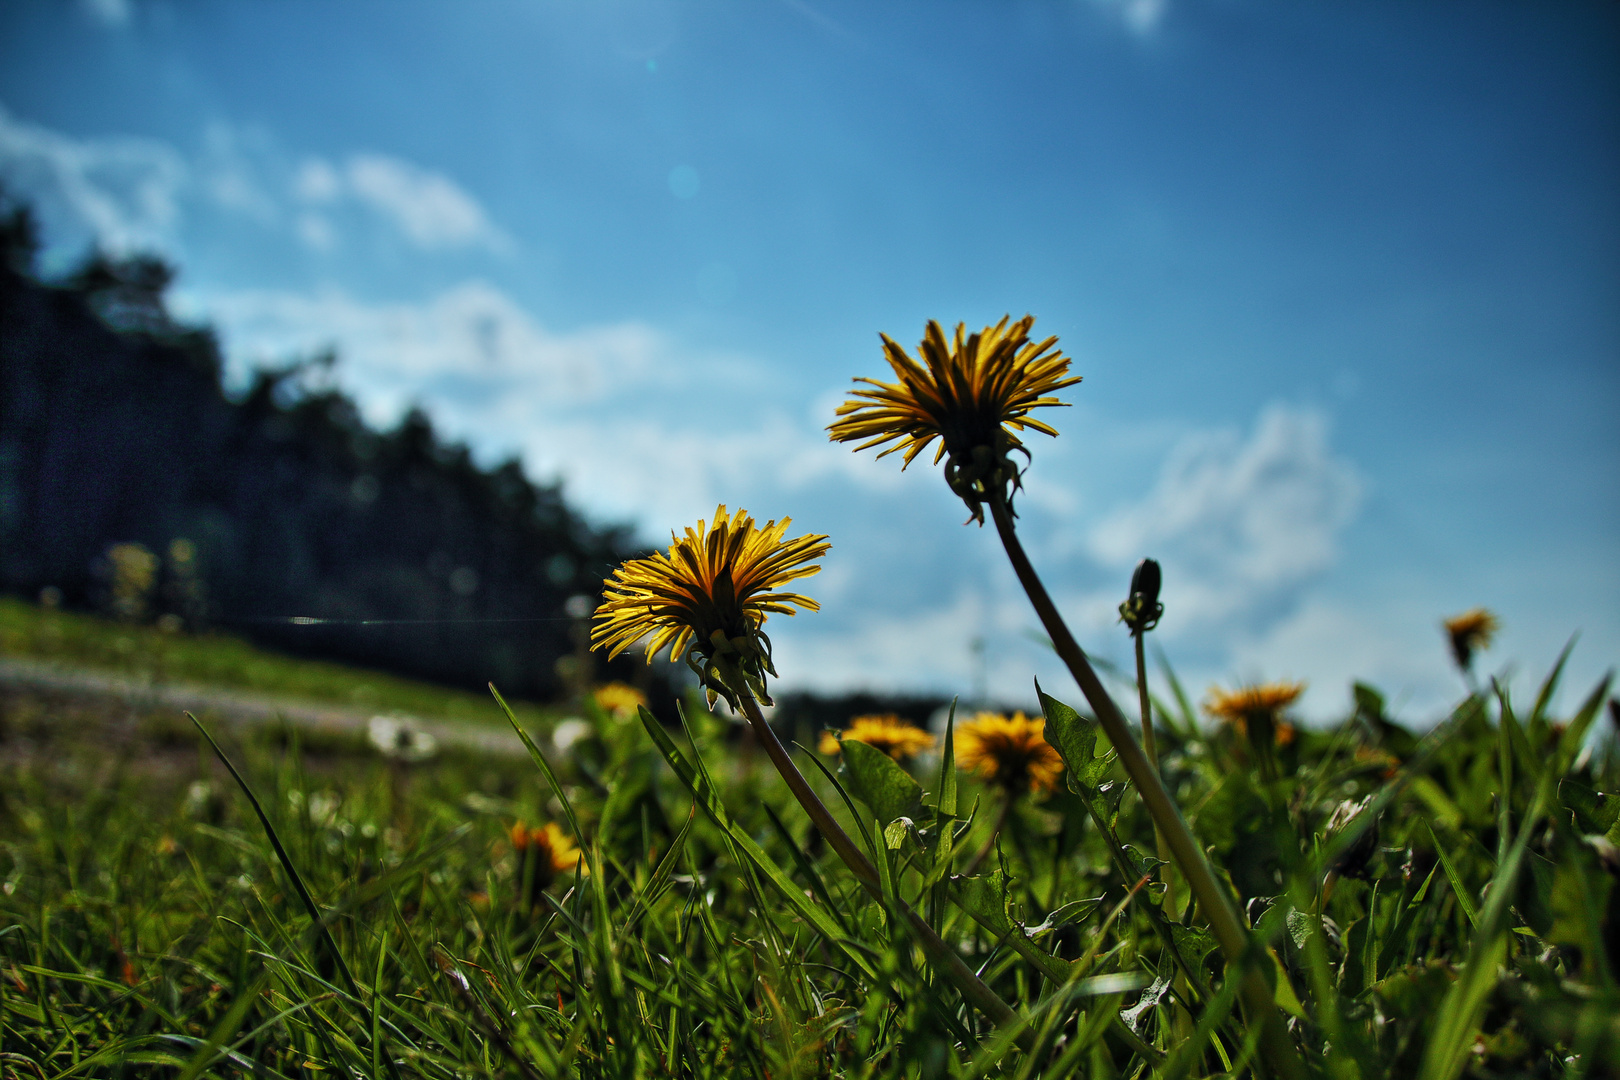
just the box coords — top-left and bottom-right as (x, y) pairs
(1121, 843), (1166, 884)
(1036, 682), (1113, 792)
(1121, 971), (1172, 1035)
(1195, 771), (1293, 901)
(1370, 960), (1455, 1021)
(883, 817), (913, 850)
(1559, 779), (1620, 836)
(1547, 854), (1612, 959)
(952, 869), (1014, 938)
(1025, 895), (1104, 936)
(839, 738), (923, 826)
(1170, 924), (1219, 974)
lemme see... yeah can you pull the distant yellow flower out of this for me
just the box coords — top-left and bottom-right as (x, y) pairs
(591, 506), (829, 708)
(106, 542), (158, 620)
(592, 682), (646, 719)
(955, 711), (1064, 795)
(1443, 608), (1499, 671)
(510, 821), (584, 900)
(1204, 682), (1304, 722)
(828, 316), (1080, 523)
(1204, 682), (1304, 746)
(1354, 745), (1400, 778)
(819, 714), (936, 761)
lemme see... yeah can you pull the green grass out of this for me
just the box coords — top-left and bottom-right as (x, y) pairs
(0, 597), (550, 728)
(2, 637), (1617, 1077)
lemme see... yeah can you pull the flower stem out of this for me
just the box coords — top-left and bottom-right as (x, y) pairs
(989, 494), (1302, 1079)
(716, 660), (1028, 1043)
(1134, 633), (1157, 768)
(1134, 630), (1178, 916)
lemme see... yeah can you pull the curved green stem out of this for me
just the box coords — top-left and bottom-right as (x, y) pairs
(988, 494), (1303, 1079)
(713, 658), (1029, 1045)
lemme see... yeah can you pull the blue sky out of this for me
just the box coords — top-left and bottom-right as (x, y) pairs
(3, 0), (1616, 723)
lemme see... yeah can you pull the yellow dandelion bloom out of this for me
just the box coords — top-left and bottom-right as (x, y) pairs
(511, 821), (584, 897)
(955, 711), (1064, 795)
(1204, 682), (1304, 745)
(1204, 682), (1304, 723)
(1442, 608), (1499, 670)
(828, 316), (1080, 522)
(591, 505), (829, 707)
(819, 714), (937, 761)
(592, 681), (647, 719)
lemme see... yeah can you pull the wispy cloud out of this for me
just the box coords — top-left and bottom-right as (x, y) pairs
(1088, 405), (1365, 630)
(184, 280), (879, 532)
(0, 105), (508, 261)
(294, 154), (508, 252)
(199, 122), (280, 225)
(0, 103), (186, 256)
(195, 280), (655, 411)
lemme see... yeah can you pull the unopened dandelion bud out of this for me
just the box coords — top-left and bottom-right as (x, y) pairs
(1130, 559), (1161, 608)
(1118, 557), (1164, 634)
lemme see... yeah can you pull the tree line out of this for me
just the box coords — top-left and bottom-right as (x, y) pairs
(0, 193), (660, 704)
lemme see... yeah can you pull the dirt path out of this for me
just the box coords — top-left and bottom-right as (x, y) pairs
(0, 656), (531, 757)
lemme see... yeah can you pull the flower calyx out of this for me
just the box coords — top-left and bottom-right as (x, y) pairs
(1118, 558), (1165, 635)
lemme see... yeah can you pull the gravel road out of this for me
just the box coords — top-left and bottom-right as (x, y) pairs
(0, 656), (532, 757)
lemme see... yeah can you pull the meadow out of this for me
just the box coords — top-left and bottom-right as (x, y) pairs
(4, 317), (1617, 1079)
(1, 593), (1616, 1078)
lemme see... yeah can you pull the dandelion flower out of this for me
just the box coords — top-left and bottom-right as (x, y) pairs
(1442, 608), (1499, 671)
(510, 821), (584, 902)
(1204, 682), (1303, 769)
(828, 316), (1080, 523)
(955, 711), (1064, 795)
(592, 682), (647, 719)
(1204, 682), (1304, 731)
(591, 505), (829, 708)
(819, 714), (936, 761)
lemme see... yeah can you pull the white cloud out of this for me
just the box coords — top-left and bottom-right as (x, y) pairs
(0, 103), (187, 256)
(776, 585), (1048, 699)
(291, 153), (508, 252)
(296, 212), (335, 251)
(294, 158), (342, 203)
(0, 105), (511, 260)
(186, 279), (915, 540)
(198, 122), (279, 224)
(1221, 595), (1453, 722)
(197, 280), (654, 409)
(1088, 404), (1364, 628)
